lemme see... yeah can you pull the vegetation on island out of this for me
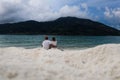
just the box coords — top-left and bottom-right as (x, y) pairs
(0, 17), (120, 35)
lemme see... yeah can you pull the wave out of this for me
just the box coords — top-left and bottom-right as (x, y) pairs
(0, 44), (120, 80)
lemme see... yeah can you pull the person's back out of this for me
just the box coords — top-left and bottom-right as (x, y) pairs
(51, 41), (57, 46)
(42, 36), (51, 49)
(50, 37), (57, 48)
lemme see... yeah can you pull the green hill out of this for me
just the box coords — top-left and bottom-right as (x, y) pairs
(0, 17), (120, 35)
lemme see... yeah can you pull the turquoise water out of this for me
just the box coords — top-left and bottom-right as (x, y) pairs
(0, 35), (120, 49)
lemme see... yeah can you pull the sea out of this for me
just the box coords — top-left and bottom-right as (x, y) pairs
(0, 35), (120, 49)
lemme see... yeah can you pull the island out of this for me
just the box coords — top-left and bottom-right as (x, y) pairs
(0, 17), (120, 35)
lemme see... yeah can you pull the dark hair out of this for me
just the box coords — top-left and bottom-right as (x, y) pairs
(52, 37), (56, 41)
(45, 36), (48, 40)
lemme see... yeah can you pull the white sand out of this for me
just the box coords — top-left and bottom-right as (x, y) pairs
(0, 44), (120, 80)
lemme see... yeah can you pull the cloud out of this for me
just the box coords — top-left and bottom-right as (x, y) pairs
(104, 7), (120, 18)
(104, 7), (120, 30)
(0, 0), (25, 23)
(104, 7), (113, 18)
(0, 0), (90, 23)
(58, 5), (88, 18)
(112, 8), (120, 18)
(0, 0), (52, 23)
(81, 3), (88, 11)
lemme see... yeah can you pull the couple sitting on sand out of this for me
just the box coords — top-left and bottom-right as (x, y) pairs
(42, 36), (57, 50)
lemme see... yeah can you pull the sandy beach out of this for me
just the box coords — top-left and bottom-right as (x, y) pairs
(0, 44), (120, 80)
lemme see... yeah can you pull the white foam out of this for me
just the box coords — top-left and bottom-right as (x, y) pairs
(0, 44), (120, 80)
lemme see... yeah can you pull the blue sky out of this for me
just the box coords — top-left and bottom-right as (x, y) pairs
(0, 0), (120, 29)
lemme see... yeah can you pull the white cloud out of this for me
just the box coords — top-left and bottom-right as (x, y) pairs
(112, 8), (120, 18)
(81, 3), (88, 11)
(104, 7), (113, 18)
(59, 5), (82, 17)
(104, 7), (120, 30)
(104, 7), (120, 18)
(33, 5), (89, 21)
(0, 3), (5, 15)
(0, 0), (90, 23)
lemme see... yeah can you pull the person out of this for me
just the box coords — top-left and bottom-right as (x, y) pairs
(42, 36), (51, 50)
(50, 37), (57, 48)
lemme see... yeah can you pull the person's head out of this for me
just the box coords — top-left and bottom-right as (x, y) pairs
(45, 36), (48, 40)
(52, 37), (56, 41)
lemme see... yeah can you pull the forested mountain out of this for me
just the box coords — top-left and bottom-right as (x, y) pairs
(0, 17), (120, 35)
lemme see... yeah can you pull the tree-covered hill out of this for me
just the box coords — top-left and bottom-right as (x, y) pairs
(0, 17), (120, 35)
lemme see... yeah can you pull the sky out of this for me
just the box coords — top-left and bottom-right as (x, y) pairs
(0, 0), (120, 30)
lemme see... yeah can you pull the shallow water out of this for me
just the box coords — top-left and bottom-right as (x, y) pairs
(0, 35), (120, 49)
